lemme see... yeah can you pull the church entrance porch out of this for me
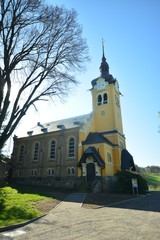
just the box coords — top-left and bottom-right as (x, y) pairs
(78, 146), (105, 181)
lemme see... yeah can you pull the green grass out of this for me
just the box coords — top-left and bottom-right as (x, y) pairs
(142, 173), (160, 191)
(0, 186), (53, 227)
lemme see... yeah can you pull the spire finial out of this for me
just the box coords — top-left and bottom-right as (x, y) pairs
(102, 38), (105, 57)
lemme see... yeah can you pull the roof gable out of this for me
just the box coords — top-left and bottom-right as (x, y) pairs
(83, 132), (114, 146)
(78, 146), (105, 167)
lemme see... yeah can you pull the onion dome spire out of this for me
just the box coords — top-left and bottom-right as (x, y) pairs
(99, 39), (109, 77)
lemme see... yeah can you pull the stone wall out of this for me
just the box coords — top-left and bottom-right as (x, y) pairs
(13, 176), (82, 189)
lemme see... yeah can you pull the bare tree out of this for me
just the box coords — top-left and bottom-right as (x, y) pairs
(0, 0), (89, 150)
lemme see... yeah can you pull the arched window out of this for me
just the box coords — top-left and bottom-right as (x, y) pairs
(68, 137), (75, 158)
(33, 143), (39, 161)
(97, 94), (102, 105)
(32, 169), (37, 176)
(50, 140), (56, 160)
(71, 167), (75, 175)
(19, 145), (24, 162)
(67, 167), (71, 175)
(103, 93), (108, 104)
(48, 168), (55, 176)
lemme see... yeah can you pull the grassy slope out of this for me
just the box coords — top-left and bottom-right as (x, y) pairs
(0, 186), (52, 227)
(142, 172), (160, 190)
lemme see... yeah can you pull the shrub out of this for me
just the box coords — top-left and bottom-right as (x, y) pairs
(115, 170), (148, 194)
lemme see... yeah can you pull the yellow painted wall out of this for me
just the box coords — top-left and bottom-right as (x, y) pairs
(91, 80), (124, 135)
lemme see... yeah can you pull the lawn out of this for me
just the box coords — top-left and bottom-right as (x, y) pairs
(142, 173), (160, 190)
(0, 185), (54, 228)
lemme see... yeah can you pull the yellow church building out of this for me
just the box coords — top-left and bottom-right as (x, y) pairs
(11, 47), (135, 191)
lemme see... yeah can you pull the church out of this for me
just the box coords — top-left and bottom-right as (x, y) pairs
(11, 46), (135, 190)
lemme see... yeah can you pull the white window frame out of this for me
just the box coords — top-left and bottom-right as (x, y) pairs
(33, 142), (39, 161)
(68, 137), (75, 158)
(97, 94), (102, 106)
(67, 167), (75, 176)
(47, 168), (55, 176)
(31, 169), (37, 177)
(67, 167), (71, 175)
(19, 145), (24, 162)
(49, 140), (56, 160)
(103, 92), (108, 104)
(71, 167), (75, 175)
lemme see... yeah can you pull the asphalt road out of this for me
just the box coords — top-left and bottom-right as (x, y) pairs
(1, 192), (160, 240)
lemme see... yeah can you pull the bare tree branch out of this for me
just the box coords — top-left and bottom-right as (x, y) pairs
(0, 0), (89, 150)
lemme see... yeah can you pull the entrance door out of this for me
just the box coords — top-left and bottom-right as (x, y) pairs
(87, 163), (95, 182)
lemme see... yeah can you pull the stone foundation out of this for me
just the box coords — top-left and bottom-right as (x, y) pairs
(12, 176), (82, 189)
(12, 176), (117, 192)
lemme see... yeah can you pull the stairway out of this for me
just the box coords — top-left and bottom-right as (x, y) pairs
(78, 179), (102, 193)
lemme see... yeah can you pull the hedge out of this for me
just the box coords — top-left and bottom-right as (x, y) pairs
(115, 170), (148, 194)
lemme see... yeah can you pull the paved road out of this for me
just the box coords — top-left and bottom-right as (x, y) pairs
(1, 192), (160, 240)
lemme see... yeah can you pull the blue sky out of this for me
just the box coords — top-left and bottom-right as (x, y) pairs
(15, 0), (160, 167)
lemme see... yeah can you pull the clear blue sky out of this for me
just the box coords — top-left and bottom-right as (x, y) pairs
(15, 0), (160, 167)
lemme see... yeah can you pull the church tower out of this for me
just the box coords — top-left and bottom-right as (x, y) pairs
(91, 45), (124, 135)
(78, 45), (127, 180)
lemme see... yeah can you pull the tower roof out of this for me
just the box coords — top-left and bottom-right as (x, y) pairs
(99, 43), (109, 77)
(91, 44), (116, 88)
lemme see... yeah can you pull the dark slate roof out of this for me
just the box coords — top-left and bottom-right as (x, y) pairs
(18, 113), (92, 138)
(121, 149), (136, 171)
(91, 75), (116, 88)
(91, 49), (116, 88)
(83, 132), (114, 146)
(101, 130), (125, 139)
(78, 146), (105, 167)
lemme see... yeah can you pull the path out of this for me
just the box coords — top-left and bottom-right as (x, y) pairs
(1, 192), (160, 240)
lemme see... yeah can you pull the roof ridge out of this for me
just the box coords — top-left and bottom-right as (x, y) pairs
(41, 112), (92, 126)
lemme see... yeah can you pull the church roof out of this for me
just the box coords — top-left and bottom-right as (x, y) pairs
(83, 132), (114, 146)
(78, 146), (105, 167)
(18, 113), (92, 138)
(121, 149), (136, 171)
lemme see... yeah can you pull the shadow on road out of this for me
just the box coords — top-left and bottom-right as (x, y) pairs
(83, 191), (160, 213)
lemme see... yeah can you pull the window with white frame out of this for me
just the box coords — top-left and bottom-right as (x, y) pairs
(19, 145), (24, 162)
(31, 169), (37, 176)
(97, 94), (102, 105)
(33, 143), (39, 161)
(67, 167), (75, 176)
(47, 168), (55, 176)
(67, 167), (71, 175)
(50, 140), (56, 160)
(71, 167), (75, 175)
(97, 92), (108, 106)
(107, 152), (112, 163)
(68, 137), (75, 158)
(103, 93), (108, 104)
